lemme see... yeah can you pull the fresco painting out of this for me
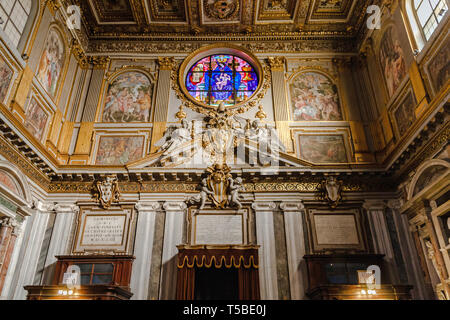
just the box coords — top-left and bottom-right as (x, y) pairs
(37, 28), (65, 98)
(380, 26), (407, 97)
(290, 72), (343, 121)
(24, 99), (49, 142)
(95, 136), (145, 165)
(0, 57), (13, 103)
(102, 72), (153, 122)
(299, 135), (348, 163)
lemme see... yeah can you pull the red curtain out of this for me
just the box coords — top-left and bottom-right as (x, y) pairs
(176, 246), (260, 300)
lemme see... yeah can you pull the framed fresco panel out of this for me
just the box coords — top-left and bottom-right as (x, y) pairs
(392, 88), (416, 138)
(290, 71), (343, 121)
(94, 135), (145, 165)
(24, 98), (49, 142)
(307, 208), (367, 253)
(425, 34), (449, 96)
(298, 134), (349, 164)
(102, 71), (153, 123)
(379, 25), (408, 98)
(0, 56), (13, 104)
(36, 27), (66, 99)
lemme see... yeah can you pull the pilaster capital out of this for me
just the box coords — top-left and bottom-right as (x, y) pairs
(251, 202), (277, 211)
(158, 57), (176, 71)
(280, 201), (304, 212)
(32, 200), (55, 213)
(362, 200), (387, 211)
(267, 57), (286, 72)
(0, 216), (22, 235)
(54, 204), (79, 214)
(136, 202), (161, 212)
(387, 199), (403, 210)
(163, 201), (187, 211)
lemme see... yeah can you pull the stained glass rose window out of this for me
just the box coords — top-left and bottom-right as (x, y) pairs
(185, 54), (259, 107)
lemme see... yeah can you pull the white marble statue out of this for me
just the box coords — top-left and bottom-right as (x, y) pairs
(228, 177), (244, 210)
(155, 119), (192, 156)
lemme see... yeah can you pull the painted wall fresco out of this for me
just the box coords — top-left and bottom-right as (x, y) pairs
(0, 170), (21, 196)
(24, 99), (49, 141)
(95, 136), (145, 165)
(427, 36), (450, 94)
(37, 28), (65, 98)
(299, 135), (348, 163)
(102, 72), (153, 122)
(0, 56), (13, 103)
(393, 91), (416, 137)
(290, 72), (343, 121)
(379, 26), (407, 97)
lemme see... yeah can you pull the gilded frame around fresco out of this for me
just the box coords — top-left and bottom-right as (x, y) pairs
(287, 66), (348, 123)
(90, 131), (151, 166)
(292, 128), (354, 164)
(95, 66), (157, 124)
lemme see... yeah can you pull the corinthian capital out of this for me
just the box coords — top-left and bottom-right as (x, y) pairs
(158, 57), (176, 71)
(267, 57), (286, 71)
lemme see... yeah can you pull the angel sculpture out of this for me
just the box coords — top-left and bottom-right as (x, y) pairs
(155, 119), (192, 156)
(190, 178), (214, 210)
(228, 177), (244, 210)
(246, 120), (286, 154)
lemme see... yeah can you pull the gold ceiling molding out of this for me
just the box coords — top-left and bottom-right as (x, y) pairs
(77, 0), (369, 38)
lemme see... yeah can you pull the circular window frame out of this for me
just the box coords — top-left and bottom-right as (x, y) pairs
(178, 44), (264, 113)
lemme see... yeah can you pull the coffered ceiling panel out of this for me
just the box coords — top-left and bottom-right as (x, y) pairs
(88, 0), (136, 24)
(146, 0), (187, 22)
(255, 0), (299, 22)
(71, 0), (371, 44)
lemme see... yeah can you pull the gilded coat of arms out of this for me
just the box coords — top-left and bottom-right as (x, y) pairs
(94, 176), (121, 209)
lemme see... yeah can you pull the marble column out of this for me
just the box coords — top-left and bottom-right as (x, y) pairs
(0, 217), (21, 293)
(159, 201), (186, 300)
(41, 204), (79, 285)
(280, 201), (306, 300)
(387, 199), (427, 299)
(130, 202), (160, 300)
(10, 201), (53, 300)
(252, 202), (278, 300)
(363, 200), (398, 283)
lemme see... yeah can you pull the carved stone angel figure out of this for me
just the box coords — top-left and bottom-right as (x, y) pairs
(155, 119), (192, 156)
(228, 177), (244, 210)
(246, 120), (286, 154)
(190, 178), (214, 210)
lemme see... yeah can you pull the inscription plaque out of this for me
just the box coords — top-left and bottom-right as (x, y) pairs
(195, 215), (243, 245)
(314, 214), (359, 245)
(81, 215), (126, 246)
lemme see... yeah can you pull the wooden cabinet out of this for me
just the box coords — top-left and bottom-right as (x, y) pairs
(304, 254), (412, 300)
(25, 255), (134, 300)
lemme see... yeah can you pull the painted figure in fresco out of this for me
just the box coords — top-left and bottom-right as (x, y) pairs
(291, 72), (342, 121)
(102, 72), (152, 122)
(95, 137), (144, 165)
(0, 58), (13, 102)
(380, 27), (407, 97)
(37, 29), (64, 97)
(24, 100), (48, 141)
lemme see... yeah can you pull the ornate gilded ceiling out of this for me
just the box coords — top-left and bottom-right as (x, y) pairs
(72, 0), (370, 40)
